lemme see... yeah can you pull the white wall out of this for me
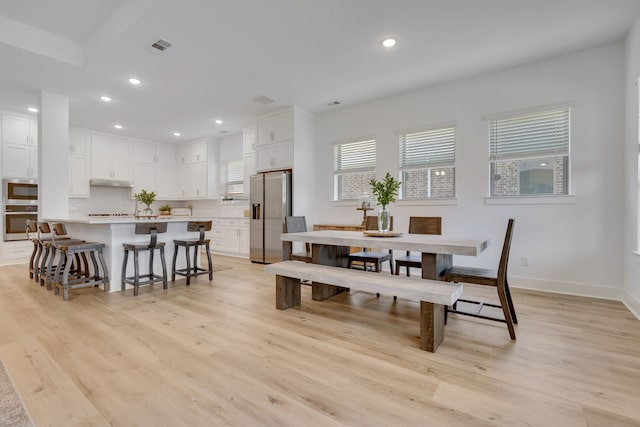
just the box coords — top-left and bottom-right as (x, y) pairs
(624, 16), (640, 318)
(314, 42), (626, 299)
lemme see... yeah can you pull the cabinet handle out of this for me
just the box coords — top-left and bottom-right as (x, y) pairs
(270, 158), (275, 167)
(270, 131), (274, 141)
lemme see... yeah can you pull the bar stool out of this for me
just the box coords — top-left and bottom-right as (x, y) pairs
(53, 242), (110, 301)
(29, 221), (74, 281)
(172, 221), (213, 286)
(121, 222), (168, 296)
(39, 222), (88, 289)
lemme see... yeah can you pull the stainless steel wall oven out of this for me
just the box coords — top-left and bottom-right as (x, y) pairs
(3, 179), (38, 241)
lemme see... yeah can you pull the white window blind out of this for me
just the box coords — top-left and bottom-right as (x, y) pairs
(333, 139), (376, 201)
(489, 108), (570, 161)
(399, 127), (455, 170)
(223, 160), (244, 194)
(333, 139), (376, 174)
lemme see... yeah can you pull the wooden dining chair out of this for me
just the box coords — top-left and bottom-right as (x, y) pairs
(284, 216), (312, 263)
(348, 215), (394, 275)
(443, 218), (517, 339)
(394, 217), (442, 277)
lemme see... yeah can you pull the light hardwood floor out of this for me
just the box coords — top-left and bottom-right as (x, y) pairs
(0, 257), (639, 427)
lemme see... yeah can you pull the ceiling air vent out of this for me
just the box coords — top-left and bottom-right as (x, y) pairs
(253, 95), (275, 105)
(151, 39), (172, 51)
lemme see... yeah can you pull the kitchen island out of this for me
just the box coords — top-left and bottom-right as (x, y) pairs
(44, 217), (214, 293)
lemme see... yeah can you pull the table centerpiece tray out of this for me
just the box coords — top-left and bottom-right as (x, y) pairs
(362, 231), (403, 237)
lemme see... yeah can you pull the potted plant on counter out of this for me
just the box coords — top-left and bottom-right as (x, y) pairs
(134, 189), (157, 216)
(370, 172), (401, 232)
(159, 204), (172, 216)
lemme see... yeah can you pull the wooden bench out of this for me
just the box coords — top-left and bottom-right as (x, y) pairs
(264, 261), (462, 352)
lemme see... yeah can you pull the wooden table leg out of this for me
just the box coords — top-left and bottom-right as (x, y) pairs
(311, 243), (351, 301)
(276, 275), (301, 310)
(420, 301), (445, 352)
(420, 252), (452, 351)
(421, 252), (452, 280)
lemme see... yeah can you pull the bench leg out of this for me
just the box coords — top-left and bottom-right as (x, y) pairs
(420, 302), (445, 352)
(276, 275), (301, 310)
(311, 282), (346, 301)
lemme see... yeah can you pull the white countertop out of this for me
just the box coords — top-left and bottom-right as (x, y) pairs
(45, 216), (215, 225)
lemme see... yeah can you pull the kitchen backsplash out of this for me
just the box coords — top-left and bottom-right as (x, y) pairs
(69, 187), (248, 218)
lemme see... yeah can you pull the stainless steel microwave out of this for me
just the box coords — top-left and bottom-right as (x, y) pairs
(3, 179), (38, 205)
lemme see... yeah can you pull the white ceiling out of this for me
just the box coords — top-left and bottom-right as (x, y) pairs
(0, 0), (639, 143)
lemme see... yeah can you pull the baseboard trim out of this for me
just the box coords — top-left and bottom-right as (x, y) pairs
(510, 275), (622, 300)
(622, 290), (640, 319)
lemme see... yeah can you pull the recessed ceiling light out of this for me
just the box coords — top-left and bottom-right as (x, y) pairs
(27, 107), (38, 113)
(100, 96), (112, 102)
(114, 124), (123, 129)
(540, 162), (548, 167)
(215, 119), (223, 125)
(381, 38), (397, 48)
(173, 132), (181, 137)
(128, 77), (142, 85)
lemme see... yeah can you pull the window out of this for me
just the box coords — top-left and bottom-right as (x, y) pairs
(399, 126), (455, 199)
(489, 108), (570, 196)
(333, 139), (376, 201)
(222, 159), (244, 195)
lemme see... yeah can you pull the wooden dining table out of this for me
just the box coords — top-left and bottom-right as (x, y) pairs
(281, 230), (490, 280)
(277, 230), (490, 351)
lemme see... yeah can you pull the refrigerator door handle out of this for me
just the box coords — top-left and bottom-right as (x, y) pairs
(252, 203), (261, 220)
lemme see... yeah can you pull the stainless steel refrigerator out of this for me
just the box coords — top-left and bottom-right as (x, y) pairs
(250, 171), (292, 263)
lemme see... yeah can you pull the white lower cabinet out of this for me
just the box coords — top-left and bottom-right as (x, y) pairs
(2, 241), (33, 264)
(208, 218), (249, 258)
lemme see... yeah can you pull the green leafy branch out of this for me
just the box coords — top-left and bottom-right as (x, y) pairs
(133, 189), (157, 207)
(370, 172), (401, 207)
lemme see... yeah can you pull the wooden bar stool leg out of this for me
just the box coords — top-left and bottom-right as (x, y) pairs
(149, 248), (155, 280)
(53, 251), (66, 294)
(46, 247), (58, 290)
(121, 249), (129, 291)
(97, 247), (109, 292)
(34, 242), (43, 281)
(62, 253), (73, 301)
(81, 253), (89, 277)
(206, 242), (213, 280)
(192, 246), (198, 274)
(133, 250), (140, 296)
(184, 245), (192, 286)
(29, 242), (37, 278)
(171, 243), (178, 282)
(160, 247), (168, 289)
(89, 251), (99, 282)
(39, 246), (50, 286)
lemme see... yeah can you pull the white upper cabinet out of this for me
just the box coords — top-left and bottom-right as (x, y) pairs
(256, 140), (293, 172)
(257, 110), (293, 146)
(69, 130), (90, 155)
(134, 140), (156, 163)
(91, 135), (133, 181)
(243, 125), (257, 154)
(134, 141), (176, 165)
(1, 114), (32, 145)
(69, 154), (89, 197)
(2, 144), (37, 178)
(177, 139), (206, 165)
(155, 144), (176, 165)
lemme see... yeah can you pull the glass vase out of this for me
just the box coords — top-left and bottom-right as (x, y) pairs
(378, 205), (390, 232)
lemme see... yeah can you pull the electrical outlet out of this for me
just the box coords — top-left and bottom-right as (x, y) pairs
(521, 256), (529, 267)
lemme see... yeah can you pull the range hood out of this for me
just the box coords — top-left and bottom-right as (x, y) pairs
(90, 178), (134, 188)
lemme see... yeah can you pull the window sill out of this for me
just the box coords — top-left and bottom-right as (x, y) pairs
(396, 198), (458, 206)
(332, 198), (459, 207)
(331, 201), (361, 208)
(484, 195), (575, 205)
